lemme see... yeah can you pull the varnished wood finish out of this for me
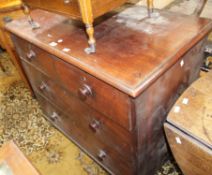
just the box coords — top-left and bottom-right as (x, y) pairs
(20, 59), (136, 159)
(0, 141), (40, 175)
(165, 71), (212, 175)
(164, 124), (212, 175)
(6, 9), (212, 97)
(36, 92), (136, 175)
(13, 36), (133, 130)
(22, 0), (154, 53)
(6, 7), (212, 175)
(167, 71), (212, 148)
(134, 38), (207, 175)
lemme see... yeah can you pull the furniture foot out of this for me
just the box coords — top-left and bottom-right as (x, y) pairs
(22, 4), (40, 30)
(84, 24), (96, 54)
(147, 0), (154, 17)
(84, 43), (96, 54)
(78, 0), (96, 54)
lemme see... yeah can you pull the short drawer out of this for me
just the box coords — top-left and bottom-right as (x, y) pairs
(21, 60), (135, 160)
(12, 35), (56, 78)
(36, 92), (136, 175)
(13, 35), (134, 131)
(55, 58), (133, 130)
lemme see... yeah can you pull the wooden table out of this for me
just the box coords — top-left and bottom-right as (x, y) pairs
(22, 0), (154, 54)
(164, 71), (212, 175)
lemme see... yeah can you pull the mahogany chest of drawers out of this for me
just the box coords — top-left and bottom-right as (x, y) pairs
(6, 7), (212, 175)
(164, 71), (212, 175)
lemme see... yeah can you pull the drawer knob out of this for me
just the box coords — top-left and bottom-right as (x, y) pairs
(50, 112), (58, 121)
(89, 119), (100, 133)
(78, 84), (93, 101)
(26, 50), (36, 60)
(97, 150), (106, 162)
(64, 0), (71, 4)
(39, 81), (48, 91)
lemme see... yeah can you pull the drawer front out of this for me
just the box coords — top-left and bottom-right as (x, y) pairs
(12, 36), (56, 78)
(55, 58), (133, 130)
(21, 60), (135, 160)
(36, 92), (136, 175)
(13, 35), (133, 131)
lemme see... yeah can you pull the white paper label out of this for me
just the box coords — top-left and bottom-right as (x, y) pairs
(182, 98), (189, 105)
(62, 48), (70, 52)
(175, 137), (182, 144)
(49, 42), (57, 47)
(180, 60), (184, 67)
(174, 106), (181, 113)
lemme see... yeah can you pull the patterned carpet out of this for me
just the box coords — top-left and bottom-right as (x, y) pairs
(0, 52), (183, 175)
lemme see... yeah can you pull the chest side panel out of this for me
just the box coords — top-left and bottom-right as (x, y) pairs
(134, 38), (206, 175)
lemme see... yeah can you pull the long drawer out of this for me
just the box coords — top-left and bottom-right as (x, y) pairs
(21, 59), (135, 161)
(13, 36), (134, 131)
(35, 92), (136, 175)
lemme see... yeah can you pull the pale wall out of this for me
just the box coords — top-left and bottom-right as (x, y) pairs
(131, 0), (175, 9)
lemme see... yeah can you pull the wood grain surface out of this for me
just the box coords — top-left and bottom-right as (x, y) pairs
(5, 7), (212, 97)
(167, 71), (212, 148)
(165, 124), (212, 175)
(6, 6), (212, 175)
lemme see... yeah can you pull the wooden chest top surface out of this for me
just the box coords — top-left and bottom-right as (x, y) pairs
(6, 6), (212, 97)
(167, 71), (212, 149)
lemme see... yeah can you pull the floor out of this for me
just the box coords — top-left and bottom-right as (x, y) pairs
(0, 1), (211, 175)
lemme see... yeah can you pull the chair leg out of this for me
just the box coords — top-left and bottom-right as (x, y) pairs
(193, 0), (207, 16)
(147, 0), (154, 17)
(78, 0), (96, 54)
(22, 4), (40, 30)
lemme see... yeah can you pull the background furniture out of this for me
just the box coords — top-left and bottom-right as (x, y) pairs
(6, 7), (212, 175)
(0, 0), (32, 92)
(22, 0), (154, 54)
(164, 71), (212, 175)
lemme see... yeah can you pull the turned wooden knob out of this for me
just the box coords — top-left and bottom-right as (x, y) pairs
(26, 50), (36, 60)
(97, 150), (106, 162)
(39, 81), (48, 91)
(50, 112), (58, 121)
(78, 84), (93, 101)
(64, 0), (72, 4)
(89, 119), (100, 133)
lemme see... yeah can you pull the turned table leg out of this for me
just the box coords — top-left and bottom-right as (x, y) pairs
(147, 0), (154, 17)
(193, 0), (207, 16)
(78, 0), (96, 54)
(22, 4), (40, 30)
